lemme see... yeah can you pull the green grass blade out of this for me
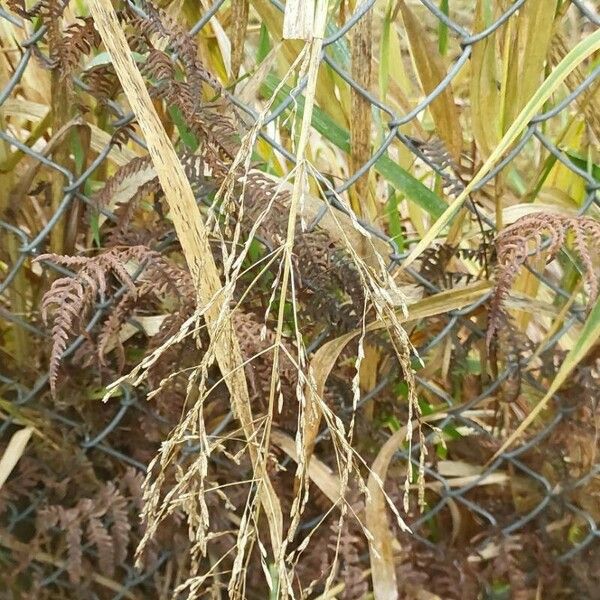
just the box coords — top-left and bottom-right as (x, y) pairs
(257, 23), (271, 64)
(565, 150), (600, 181)
(438, 0), (449, 55)
(261, 74), (446, 218)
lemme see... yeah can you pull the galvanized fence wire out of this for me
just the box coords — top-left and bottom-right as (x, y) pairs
(1, 0), (599, 596)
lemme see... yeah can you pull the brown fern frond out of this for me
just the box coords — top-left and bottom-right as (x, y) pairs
(51, 16), (100, 79)
(94, 156), (155, 211)
(110, 121), (137, 149)
(82, 65), (121, 101)
(36, 247), (161, 393)
(97, 289), (138, 370)
(37, 505), (85, 583)
(144, 255), (195, 300)
(232, 170), (367, 330)
(105, 179), (162, 246)
(119, 467), (145, 513)
(141, 2), (223, 94)
(141, 48), (175, 83)
(418, 242), (485, 291)
(153, 80), (241, 159)
(488, 213), (600, 345)
(63, 509), (84, 583)
(419, 243), (458, 288)
(7, 0), (68, 22)
(489, 311), (533, 404)
(410, 136), (466, 198)
(232, 311), (298, 414)
(86, 511), (116, 576)
(107, 486), (131, 565)
(36, 480), (135, 583)
(94, 153), (209, 242)
(39, 275), (94, 394)
(121, 4), (242, 159)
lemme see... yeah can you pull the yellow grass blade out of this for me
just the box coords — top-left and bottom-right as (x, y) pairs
(504, 0), (556, 125)
(470, 0), (501, 158)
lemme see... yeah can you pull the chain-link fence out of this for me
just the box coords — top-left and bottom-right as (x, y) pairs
(1, 0), (599, 597)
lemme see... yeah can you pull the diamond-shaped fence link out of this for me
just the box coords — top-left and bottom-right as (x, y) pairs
(0, 0), (599, 597)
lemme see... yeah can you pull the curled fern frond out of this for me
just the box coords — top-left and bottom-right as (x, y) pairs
(488, 213), (600, 345)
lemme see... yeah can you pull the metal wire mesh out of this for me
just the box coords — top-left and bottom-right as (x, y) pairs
(1, 0), (599, 597)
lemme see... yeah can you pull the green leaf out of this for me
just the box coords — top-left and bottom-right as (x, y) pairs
(386, 188), (406, 251)
(565, 150), (600, 182)
(90, 212), (101, 248)
(168, 106), (199, 151)
(69, 130), (86, 173)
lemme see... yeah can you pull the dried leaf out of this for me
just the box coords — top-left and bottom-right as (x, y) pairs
(0, 427), (33, 490)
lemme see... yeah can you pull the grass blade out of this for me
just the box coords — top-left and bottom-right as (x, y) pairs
(438, 0), (449, 55)
(470, 0), (501, 158)
(89, 0), (284, 563)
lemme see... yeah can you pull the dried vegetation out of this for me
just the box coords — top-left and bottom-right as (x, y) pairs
(0, 0), (599, 599)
